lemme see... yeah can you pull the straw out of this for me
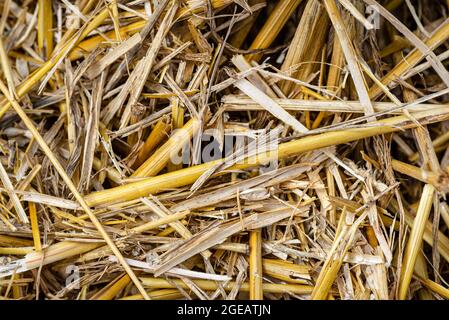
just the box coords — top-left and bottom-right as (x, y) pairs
(1, 0), (449, 301)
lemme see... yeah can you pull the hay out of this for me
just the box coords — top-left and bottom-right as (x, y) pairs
(0, 0), (448, 300)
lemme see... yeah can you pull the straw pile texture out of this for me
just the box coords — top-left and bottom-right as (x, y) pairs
(0, 0), (449, 300)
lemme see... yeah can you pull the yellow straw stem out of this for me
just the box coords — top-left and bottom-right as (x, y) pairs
(421, 279), (449, 299)
(249, 229), (263, 300)
(68, 0), (234, 60)
(37, 0), (53, 58)
(398, 184), (435, 300)
(85, 106), (449, 207)
(133, 118), (171, 169)
(0, 4), (116, 119)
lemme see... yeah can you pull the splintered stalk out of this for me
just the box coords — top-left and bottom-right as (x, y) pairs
(280, 0), (325, 95)
(247, 0), (304, 61)
(84, 106), (449, 207)
(0, 247), (34, 255)
(262, 259), (310, 284)
(249, 229), (263, 300)
(337, 0), (375, 29)
(131, 118), (200, 178)
(231, 74), (307, 133)
(331, 195), (449, 264)
(409, 130), (449, 162)
(0, 80), (151, 300)
(399, 184), (435, 300)
(0, 241), (102, 278)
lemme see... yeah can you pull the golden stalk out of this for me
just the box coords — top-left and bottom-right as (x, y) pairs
(0, 247), (34, 255)
(247, 0), (304, 61)
(249, 229), (263, 300)
(398, 184), (435, 300)
(262, 259), (310, 284)
(126, 210), (191, 235)
(90, 273), (130, 300)
(140, 277), (314, 295)
(311, 208), (362, 300)
(229, 0), (265, 48)
(378, 36), (410, 59)
(84, 106), (449, 207)
(414, 251), (434, 300)
(92, 157), (123, 184)
(0, 37), (15, 98)
(0, 80), (151, 300)
(131, 118), (200, 178)
(132, 118), (171, 169)
(391, 159), (448, 192)
(0, 235), (33, 247)
(37, 0), (53, 58)
(324, 0), (374, 115)
(0, 160), (28, 223)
